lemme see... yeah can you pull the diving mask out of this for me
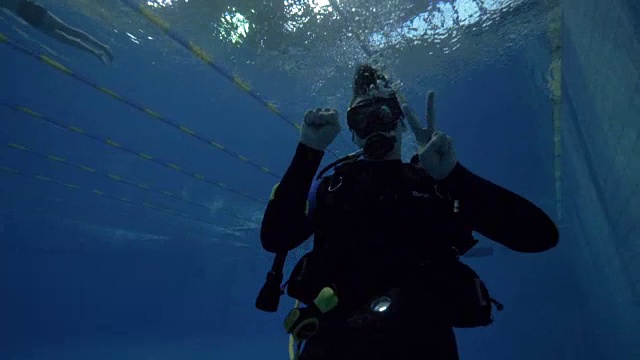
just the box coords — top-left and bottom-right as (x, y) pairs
(346, 95), (404, 139)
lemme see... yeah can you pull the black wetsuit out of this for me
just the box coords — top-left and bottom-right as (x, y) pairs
(261, 143), (559, 360)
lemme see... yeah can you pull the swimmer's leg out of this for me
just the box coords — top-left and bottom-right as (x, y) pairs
(40, 10), (113, 64)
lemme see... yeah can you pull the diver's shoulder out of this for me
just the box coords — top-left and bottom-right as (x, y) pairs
(329, 158), (364, 174)
(320, 158), (408, 180)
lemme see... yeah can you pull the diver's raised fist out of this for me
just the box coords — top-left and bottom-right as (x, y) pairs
(300, 108), (342, 151)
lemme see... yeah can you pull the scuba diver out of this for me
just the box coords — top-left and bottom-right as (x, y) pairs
(1, 0), (113, 64)
(257, 64), (559, 360)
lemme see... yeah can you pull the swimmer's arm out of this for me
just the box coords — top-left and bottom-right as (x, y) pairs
(443, 163), (559, 253)
(260, 143), (323, 253)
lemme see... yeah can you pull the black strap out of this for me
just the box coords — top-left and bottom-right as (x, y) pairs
(255, 252), (289, 312)
(490, 298), (504, 311)
(272, 251), (287, 273)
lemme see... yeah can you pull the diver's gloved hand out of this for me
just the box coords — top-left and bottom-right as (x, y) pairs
(420, 131), (457, 180)
(284, 303), (323, 340)
(300, 108), (342, 151)
(402, 91), (437, 146)
(284, 287), (339, 341)
(405, 91), (457, 180)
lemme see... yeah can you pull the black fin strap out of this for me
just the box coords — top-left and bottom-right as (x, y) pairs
(490, 298), (504, 311)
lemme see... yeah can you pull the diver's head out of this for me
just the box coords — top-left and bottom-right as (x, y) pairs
(347, 64), (405, 161)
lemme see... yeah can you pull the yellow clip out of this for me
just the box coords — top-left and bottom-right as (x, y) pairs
(266, 102), (280, 114)
(144, 108), (162, 119)
(48, 155), (66, 163)
(40, 56), (71, 74)
(17, 107), (42, 118)
(80, 166), (96, 172)
(108, 174), (122, 181)
(0, 166), (18, 173)
(65, 183), (80, 189)
(99, 87), (120, 99)
(233, 76), (251, 92)
(68, 126), (85, 133)
(167, 164), (180, 171)
(270, 183), (279, 201)
(139, 153), (153, 160)
(189, 41), (213, 63)
(179, 125), (195, 135)
(288, 300), (302, 360)
(141, 6), (171, 32)
(210, 141), (224, 150)
(105, 139), (121, 147)
(8, 143), (28, 150)
(238, 155), (249, 162)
